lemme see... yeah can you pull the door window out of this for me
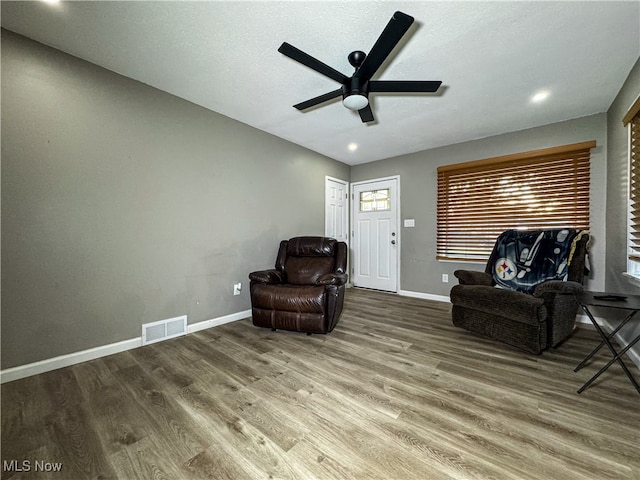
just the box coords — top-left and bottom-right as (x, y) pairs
(359, 189), (390, 212)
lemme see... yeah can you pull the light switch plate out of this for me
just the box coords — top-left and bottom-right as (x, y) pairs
(404, 219), (415, 228)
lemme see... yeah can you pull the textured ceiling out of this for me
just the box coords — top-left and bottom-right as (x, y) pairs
(2, 1), (639, 165)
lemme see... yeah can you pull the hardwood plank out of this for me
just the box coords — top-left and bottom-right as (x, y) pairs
(182, 445), (256, 480)
(43, 403), (117, 479)
(176, 377), (313, 479)
(108, 434), (195, 480)
(1, 375), (53, 471)
(72, 360), (153, 457)
(111, 364), (212, 463)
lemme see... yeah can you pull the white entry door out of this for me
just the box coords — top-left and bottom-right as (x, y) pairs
(325, 177), (349, 244)
(352, 177), (399, 292)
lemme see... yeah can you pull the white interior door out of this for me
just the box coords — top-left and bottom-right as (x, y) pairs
(325, 177), (349, 244)
(352, 177), (399, 292)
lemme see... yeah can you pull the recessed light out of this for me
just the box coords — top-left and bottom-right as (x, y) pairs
(42, 0), (61, 3)
(348, 142), (358, 152)
(531, 91), (550, 103)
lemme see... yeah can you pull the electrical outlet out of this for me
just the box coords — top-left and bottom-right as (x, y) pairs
(233, 282), (242, 295)
(442, 274), (449, 283)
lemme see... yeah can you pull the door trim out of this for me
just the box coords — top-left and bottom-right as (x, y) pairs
(325, 176), (349, 246)
(351, 175), (401, 292)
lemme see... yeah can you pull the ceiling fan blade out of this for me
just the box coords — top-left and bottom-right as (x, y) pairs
(278, 42), (348, 84)
(354, 11), (414, 82)
(358, 104), (375, 123)
(369, 80), (442, 92)
(293, 88), (343, 110)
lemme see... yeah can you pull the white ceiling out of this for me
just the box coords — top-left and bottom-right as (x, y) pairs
(2, 1), (639, 165)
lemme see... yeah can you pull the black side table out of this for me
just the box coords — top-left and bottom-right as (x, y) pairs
(574, 291), (640, 396)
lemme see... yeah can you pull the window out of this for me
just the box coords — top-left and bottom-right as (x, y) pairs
(624, 95), (640, 277)
(359, 189), (390, 212)
(437, 141), (595, 262)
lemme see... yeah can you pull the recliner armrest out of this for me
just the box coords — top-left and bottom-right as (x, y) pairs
(316, 273), (348, 286)
(249, 269), (285, 284)
(454, 270), (494, 286)
(533, 280), (584, 296)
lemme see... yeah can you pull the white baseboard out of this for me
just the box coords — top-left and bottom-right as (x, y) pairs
(398, 289), (451, 303)
(188, 309), (251, 334)
(0, 309), (251, 384)
(0, 337), (142, 385)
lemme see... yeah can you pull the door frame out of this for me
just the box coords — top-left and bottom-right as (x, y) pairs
(324, 176), (350, 246)
(351, 175), (401, 292)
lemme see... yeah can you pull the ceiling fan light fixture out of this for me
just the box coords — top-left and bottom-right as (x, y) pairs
(343, 94), (368, 111)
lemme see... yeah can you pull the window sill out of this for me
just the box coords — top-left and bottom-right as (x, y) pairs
(622, 272), (640, 288)
(437, 258), (486, 265)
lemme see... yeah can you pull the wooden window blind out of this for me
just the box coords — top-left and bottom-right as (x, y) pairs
(624, 95), (640, 262)
(437, 141), (595, 262)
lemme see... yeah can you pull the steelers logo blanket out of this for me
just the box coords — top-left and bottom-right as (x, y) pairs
(489, 229), (587, 294)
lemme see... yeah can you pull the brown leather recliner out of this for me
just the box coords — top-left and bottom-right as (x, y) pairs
(249, 236), (348, 334)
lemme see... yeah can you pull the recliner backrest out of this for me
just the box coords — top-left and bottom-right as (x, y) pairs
(276, 237), (339, 285)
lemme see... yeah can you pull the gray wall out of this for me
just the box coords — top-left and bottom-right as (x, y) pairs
(352, 114), (608, 297)
(1, 30), (349, 369)
(604, 58), (640, 350)
(606, 56), (640, 294)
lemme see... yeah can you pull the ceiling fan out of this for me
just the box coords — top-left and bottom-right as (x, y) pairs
(278, 11), (442, 123)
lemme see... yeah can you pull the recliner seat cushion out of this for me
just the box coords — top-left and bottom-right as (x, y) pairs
(250, 284), (326, 313)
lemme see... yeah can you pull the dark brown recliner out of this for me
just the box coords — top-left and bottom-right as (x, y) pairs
(249, 236), (348, 334)
(450, 229), (590, 354)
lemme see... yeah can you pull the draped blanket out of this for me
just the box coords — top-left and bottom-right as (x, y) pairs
(489, 229), (587, 294)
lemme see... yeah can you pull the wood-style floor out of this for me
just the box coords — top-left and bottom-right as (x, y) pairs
(2, 288), (639, 480)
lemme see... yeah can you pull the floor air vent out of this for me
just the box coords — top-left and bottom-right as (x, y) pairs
(142, 315), (187, 346)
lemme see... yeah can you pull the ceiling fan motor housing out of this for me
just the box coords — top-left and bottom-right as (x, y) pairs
(342, 77), (369, 110)
(348, 50), (367, 68)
